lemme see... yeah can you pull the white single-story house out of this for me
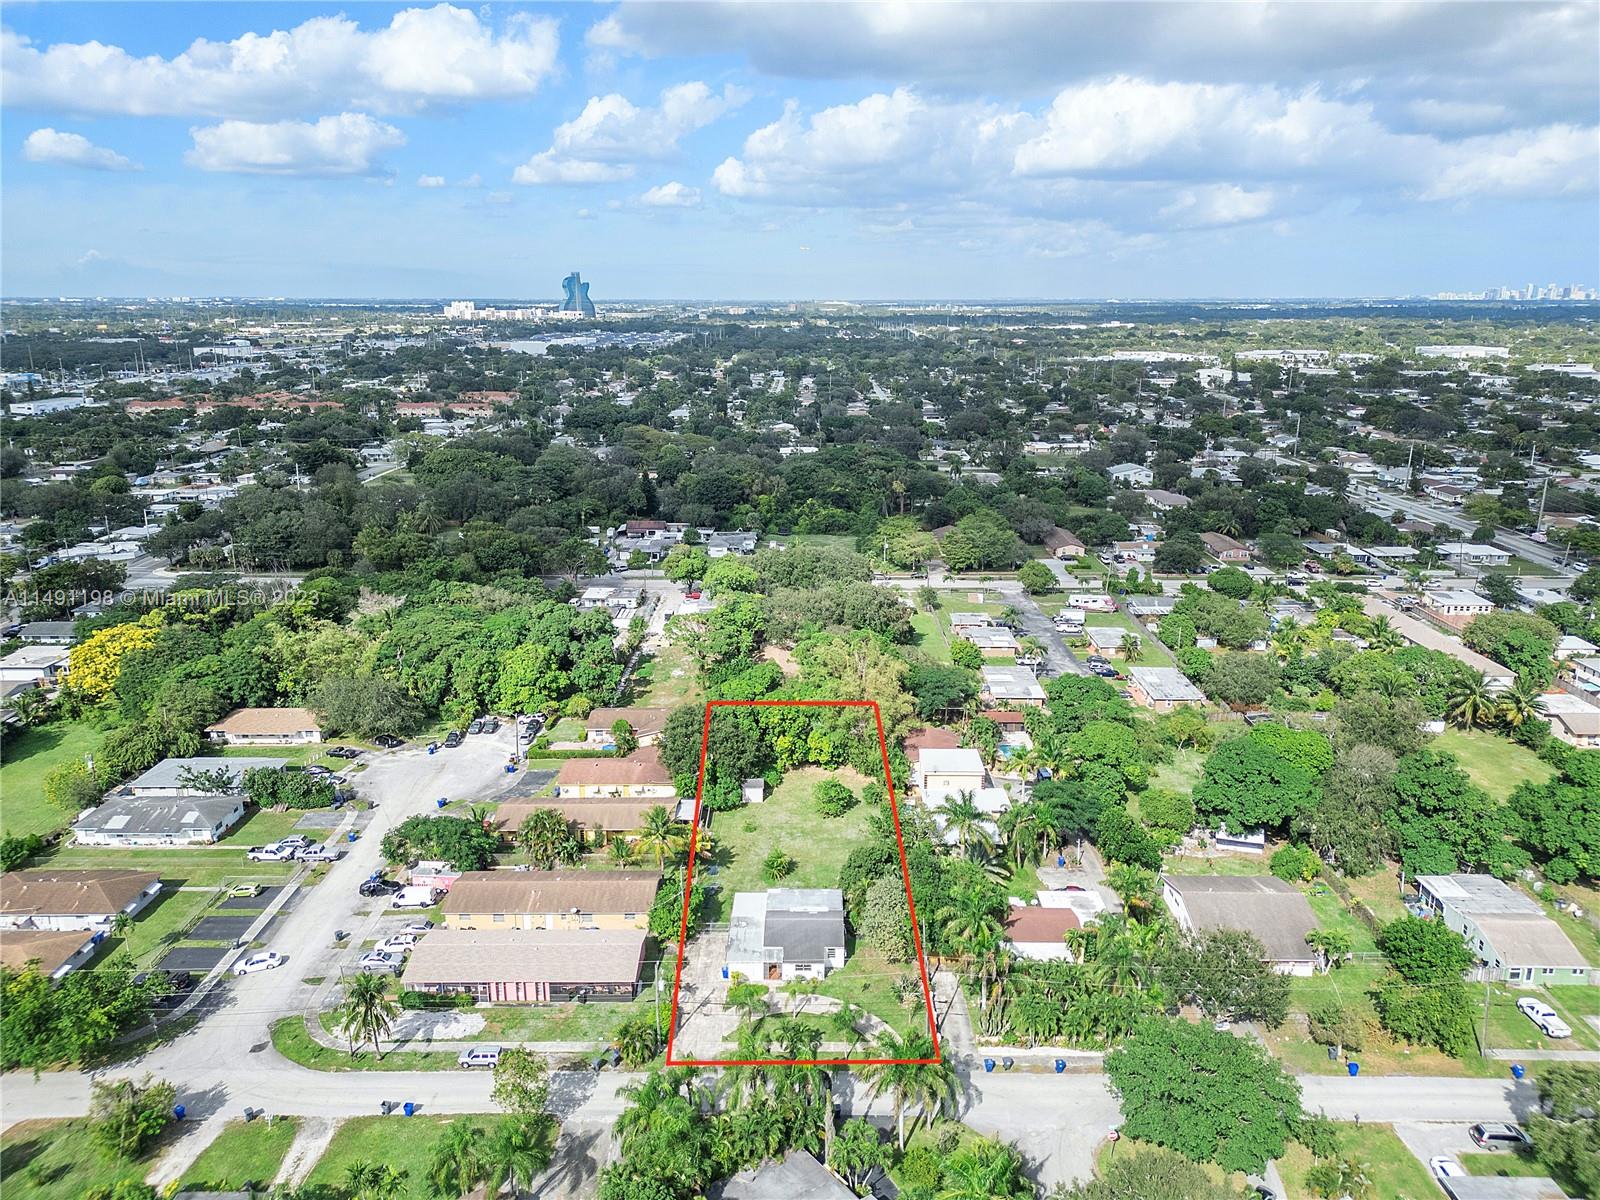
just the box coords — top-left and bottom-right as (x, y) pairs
(727, 888), (847, 982)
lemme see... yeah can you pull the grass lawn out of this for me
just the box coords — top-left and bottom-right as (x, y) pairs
(1145, 748), (1206, 796)
(1461, 1144), (1582, 1194)
(0, 1118), (168, 1200)
(812, 946), (930, 1039)
(304, 1115), (499, 1200)
(1481, 983), (1600, 1052)
(0, 721), (101, 838)
(1434, 728), (1555, 801)
(1302, 883), (1378, 954)
(273, 1016), (459, 1071)
(909, 610), (951, 664)
(631, 639), (701, 708)
(1162, 851), (1270, 877)
(1082, 612), (1174, 667)
(1538, 883), (1600, 967)
(180, 1117), (299, 1191)
(702, 765), (878, 922)
(1277, 1123), (1438, 1200)
(214, 744), (344, 769)
(1340, 863), (1410, 925)
(478, 993), (661, 1044)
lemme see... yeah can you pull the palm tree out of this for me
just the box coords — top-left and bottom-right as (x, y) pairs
(607, 835), (636, 866)
(636, 804), (685, 869)
(1306, 928), (1353, 974)
(936, 1139), (1028, 1200)
(856, 1032), (959, 1150)
(614, 1015), (661, 1068)
(482, 1115), (555, 1197)
(517, 809), (578, 869)
(427, 1117), (486, 1199)
(8, 688), (49, 728)
(997, 799), (1047, 870)
(1499, 679), (1547, 729)
(336, 972), (399, 1059)
(1365, 614), (1403, 652)
(1444, 669), (1497, 729)
(937, 790), (995, 861)
(342, 1161), (407, 1200)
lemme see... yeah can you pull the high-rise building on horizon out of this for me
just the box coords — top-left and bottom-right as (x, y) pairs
(561, 271), (596, 317)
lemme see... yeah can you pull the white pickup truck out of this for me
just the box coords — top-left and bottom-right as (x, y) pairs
(246, 842), (297, 862)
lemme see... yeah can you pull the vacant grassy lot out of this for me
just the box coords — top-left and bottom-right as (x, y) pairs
(305, 1115), (500, 1200)
(1302, 882), (1379, 954)
(1145, 747), (1206, 796)
(275, 1016), (456, 1071)
(0, 721), (100, 838)
(1277, 1122), (1439, 1200)
(0, 1118), (167, 1200)
(1434, 728), (1555, 800)
(180, 1117), (299, 1191)
(631, 639), (701, 708)
(1482, 984), (1600, 1052)
(703, 766), (877, 922)
(479, 992), (660, 1045)
(1340, 862), (1410, 925)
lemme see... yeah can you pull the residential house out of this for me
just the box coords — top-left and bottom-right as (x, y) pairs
(0, 869), (161, 931)
(1572, 656), (1600, 694)
(1437, 542), (1512, 568)
(0, 929), (102, 980)
(491, 798), (664, 844)
(205, 707), (323, 745)
(1126, 666), (1206, 711)
(1003, 904), (1081, 961)
(1415, 874), (1590, 984)
(440, 870), (660, 931)
(0, 647), (70, 687)
(1361, 599), (1515, 691)
(1108, 463), (1154, 487)
(914, 748), (986, 804)
(553, 747), (676, 800)
(584, 707), (672, 747)
(400, 928), (646, 1004)
(1085, 626), (1132, 657)
(717, 1151), (857, 1200)
(726, 888), (847, 982)
(1125, 595), (1179, 622)
(72, 794), (247, 848)
(1161, 875), (1319, 975)
(903, 728), (961, 763)
(123, 757), (288, 797)
(963, 626), (1020, 657)
(1540, 691), (1600, 748)
(1420, 589), (1495, 629)
(1041, 527), (1087, 559)
(1141, 489), (1191, 512)
(1199, 532), (1251, 563)
(948, 612), (995, 635)
(981, 665), (1046, 706)
(15, 622), (75, 646)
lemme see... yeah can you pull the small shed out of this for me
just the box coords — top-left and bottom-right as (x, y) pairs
(742, 778), (766, 805)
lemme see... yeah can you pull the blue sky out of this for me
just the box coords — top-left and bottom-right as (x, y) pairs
(2, 2), (1596, 300)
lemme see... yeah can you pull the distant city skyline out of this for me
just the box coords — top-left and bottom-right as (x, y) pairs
(2, 2), (1596, 299)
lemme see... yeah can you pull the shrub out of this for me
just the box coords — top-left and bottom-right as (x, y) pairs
(762, 847), (795, 882)
(814, 778), (856, 817)
(1270, 844), (1322, 882)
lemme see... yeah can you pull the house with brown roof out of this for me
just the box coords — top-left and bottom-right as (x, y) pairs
(1003, 904), (1081, 961)
(205, 707), (323, 745)
(0, 869), (162, 931)
(583, 707), (673, 747)
(554, 746), (676, 799)
(1199, 532), (1251, 562)
(0, 929), (101, 980)
(1041, 527), (1086, 560)
(401, 928), (645, 1004)
(903, 728), (961, 762)
(440, 870), (660, 932)
(491, 798), (664, 842)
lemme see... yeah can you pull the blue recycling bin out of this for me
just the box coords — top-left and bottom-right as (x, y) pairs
(1054, 1059), (1066, 1074)
(347, 831), (357, 843)
(427, 743), (436, 755)
(403, 1101), (415, 1117)
(504, 763), (515, 774)
(1511, 1063), (1525, 1080)
(721, 965), (729, 979)
(1056, 855), (1065, 867)
(983, 1058), (995, 1073)
(436, 797), (447, 809)
(1347, 1061), (1360, 1077)
(173, 1104), (186, 1121)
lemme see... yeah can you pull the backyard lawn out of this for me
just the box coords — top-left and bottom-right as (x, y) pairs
(1276, 1122), (1439, 1200)
(304, 1115), (500, 1200)
(1434, 728), (1555, 800)
(1145, 748), (1206, 796)
(0, 1118), (168, 1200)
(0, 720), (100, 838)
(631, 639), (700, 708)
(1083, 611), (1175, 667)
(813, 946), (932, 1039)
(702, 766), (878, 922)
(180, 1117), (299, 1192)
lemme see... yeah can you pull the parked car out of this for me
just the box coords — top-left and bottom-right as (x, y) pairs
(358, 950), (404, 972)
(390, 886), (441, 910)
(1515, 997), (1572, 1038)
(467, 718), (484, 735)
(359, 878), (404, 898)
(398, 921), (434, 936)
(373, 734), (405, 749)
(1428, 1157), (1464, 1181)
(246, 843), (296, 862)
(1469, 1123), (1532, 1150)
(297, 845), (342, 863)
(443, 730), (463, 748)
(233, 951), (285, 976)
(279, 835), (311, 849)
(227, 883), (264, 899)
(304, 764), (334, 778)
(458, 1045), (502, 1068)
(377, 934), (418, 953)
(483, 716), (499, 733)
(328, 746), (361, 759)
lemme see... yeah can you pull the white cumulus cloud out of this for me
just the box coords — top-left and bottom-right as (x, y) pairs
(417, 174), (446, 187)
(513, 81), (747, 185)
(1, 5), (559, 118)
(22, 127), (141, 171)
(185, 112), (405, 176)
(640, 180), (701, 207)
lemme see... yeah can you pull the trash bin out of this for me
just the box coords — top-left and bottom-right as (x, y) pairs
(173, 1104), (186, 1121)
(436, 797), (447, 808)
(403, 1101), (415, 1117)
(721, 966), (729, 980)
(347, 831), (358, 843)
(983, 1058), (995, 1073)
(1054, 1060), (1066, 1074)
(1347, 1062), (1360, 1077)
(1511, 1063), (1525, 1080)
(1002, 1057), (1015, 1071)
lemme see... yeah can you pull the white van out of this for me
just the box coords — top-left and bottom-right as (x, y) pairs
(1068, 594), (1115, 613)
(390, 885), (441, 910)
(457, 1045), (501, 1068)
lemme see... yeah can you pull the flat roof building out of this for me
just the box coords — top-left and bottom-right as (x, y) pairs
(1416, 874), (1589, 984)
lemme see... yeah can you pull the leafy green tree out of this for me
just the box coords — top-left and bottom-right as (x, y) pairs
(936, 1137), (1033, 1200)
(1332, 692), (1427, 758)
(382, 814), (499, 872)
(1376, 915), (1474, 983)
(1306, 999), (1366, 1055)
(906, 663), (980, 722)
(43, 759), (105, 812)
(1463, 611), (1559, 687)
(427, 1117), (487, 1199)
(491, 1046), (551, 1116)
(614, 1015), (661, 1068)
(1269, 844), (1321, 882)
(1154, 534), (1207, 574)
(949, 638), (984, 670)
(814, 778), (856, 817)
(1444, 669), (1499, 729)
(1, 956), (163, 1069)
(1137, 788), (1196, 845)
(88, 1074), (177, 1159)
(1295, 744), (1396, 876)
(1200, 653), (1281, 707)
(1105, 1018), (1303, 1174)
(311, 674), (423, 738)
(1509, 752), (1600, 882)
(482, 1115), (555, 1197)
(941, 509), (1024, 571)
(1207, 567), (1254, 599)
(1370, 975), (1476, 1057)
(1527, 1064), (1600, 1199)
(1094, 807), (1163, 871)
(1156, 929), (1291, 1026)
(516, 808), (582, 870)
(0, 834), (44, 872)
(1194, 728), (1322, 834)
(661, 544), (708, 583)
(1017, 559), (1056, 594)
(1049, 1146), (1249, 1199)
(860, 873), (914, 961)
(1384, 749), (1525, 876)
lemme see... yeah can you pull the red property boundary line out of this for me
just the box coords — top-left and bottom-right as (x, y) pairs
(664, 698), (941, 1067)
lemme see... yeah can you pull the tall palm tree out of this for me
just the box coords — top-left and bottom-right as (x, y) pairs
(1498, 679), (1547, 729)
(517, 809), (579, 869)
(336, 972), (399, 1059)
(1444, 669), (1497, 729)
(427, 1117), (487, 1199)
(636, 805), (685, 869)
(997, 798), (1047, 869)
(856, 1032), (959, 1150)
(937, 790), (995, 861)
(482, 1115), (555, 1197)
(935, 1139), (1028, 1200)
(1365, 615), (1404, 652)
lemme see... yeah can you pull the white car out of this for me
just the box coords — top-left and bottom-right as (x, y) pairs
(377, 934), (418, 953)
(398, 921), (433, 936)
(1429, 1157), (1465, 1181)
(233, 951), (284, 975)
(278, 835), (312, 849)
(357, 950), (403, 972)
(1516, 996), (1572, 1038)
(296, 845), (342, 863)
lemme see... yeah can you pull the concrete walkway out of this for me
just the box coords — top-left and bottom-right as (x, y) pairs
(145, 1116), (229, 1190)
(1485, 1047), (1600, 1061)
(274, 1115), (338, 1186)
